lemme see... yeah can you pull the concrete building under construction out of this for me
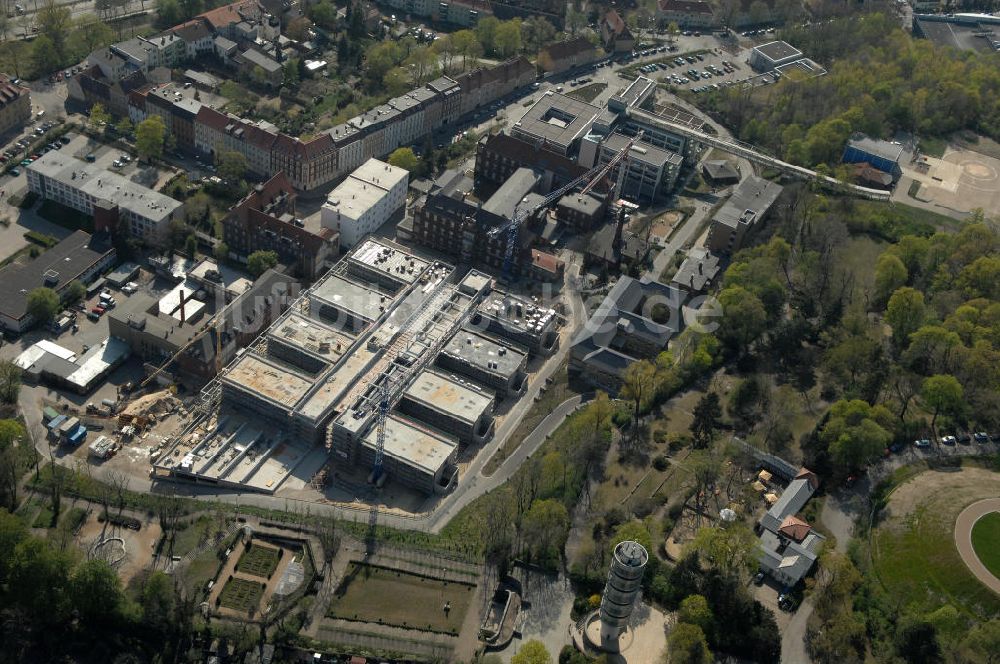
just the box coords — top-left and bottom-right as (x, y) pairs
(154, 237), (557, 495)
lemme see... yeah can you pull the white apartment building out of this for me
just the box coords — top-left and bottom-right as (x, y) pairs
(321, 158), (408, 250)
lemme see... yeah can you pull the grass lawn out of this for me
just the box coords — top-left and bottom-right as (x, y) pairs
(483, 359), (578, 475)
(871, 465), (1000, 619)
(919, 136), (948, 158)
(236, 542), (280, 579)
(327, 563), (474, 634)
(218, 577), (265, 614)
(971, 512), (1000, 580)
(32, 502), (56, 529)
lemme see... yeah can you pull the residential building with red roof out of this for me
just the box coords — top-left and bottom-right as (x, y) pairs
(222, 173), (338, 279)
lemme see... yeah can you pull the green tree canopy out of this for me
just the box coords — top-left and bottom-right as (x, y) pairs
(0, 361), (20, 404)
(667, 623), (712, 664)
(678, 594), (714, 636)
(921, 374), (963, 433)
(216, 150), (248, 184)
(247, 250), (279, 277)
(387, 147), (420, 173)
(65, 280), (86, 305)
(26, 287), (60, 325)
(511, 639), (551, 664)
(135, 116), (167, 162)
(820, 399), (894, 471)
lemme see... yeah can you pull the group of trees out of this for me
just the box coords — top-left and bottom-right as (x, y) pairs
(0, 2), (117, 79)
(702, 11), (1000, 170)
(0, 509), (194, 662)
(808, 548), (1000, 663)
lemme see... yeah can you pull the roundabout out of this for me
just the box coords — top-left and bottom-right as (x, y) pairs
(954, 498), (1000, 596)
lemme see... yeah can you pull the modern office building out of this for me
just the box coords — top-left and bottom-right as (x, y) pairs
(749, 41), (804, 72)
(511, 92), (602, 157)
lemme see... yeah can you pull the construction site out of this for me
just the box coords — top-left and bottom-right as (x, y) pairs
(152, 238), (558, 496)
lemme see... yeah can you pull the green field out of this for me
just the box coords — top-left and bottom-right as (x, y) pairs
(871, 465), (1000, 619)
(236, 543), (280, 579)
(971, 512), (1000, 580)
(327, 563), (474, 634)
(218, 577), (265, 614)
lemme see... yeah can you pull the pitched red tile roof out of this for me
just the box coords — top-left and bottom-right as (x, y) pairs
(196, 105), (230, 131)
(778, 515), (811, 542)
(531, 249), (564, 275)
(795, 467), (820, 490)
(198, 0), (261, 32)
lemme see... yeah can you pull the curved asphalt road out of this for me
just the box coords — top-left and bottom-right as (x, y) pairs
(954, 498), (1000, 595)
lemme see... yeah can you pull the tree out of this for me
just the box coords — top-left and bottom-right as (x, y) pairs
(495, 19), (522, 57)
(65, 280), (86, 305)
(387, 147), (420, 173)
(511, 640), (551, 664)
(820, 399), (894, 471)
(135, 116), (167, 162)
(678, 595), (714, 637)
(88, 102), (111, 130)
(886, 287), (925, 350)
(214, 241), (230, 261)
(967, 619), (1000, 664)
(717, 286), (768, 353)
(216, 150), (247, 184)
(0, 361), (21, 404)
(687, 524), (759, 580)
(921, 374), (963, 435)
(620, 360), (656, 447)
(565, 6), (587, 35)
(184, 234), (198, 258)
(874, 253), (908, 305)
(690, 393), (722, 448)
(247, 250), (278, 277)
(115, 117), (133, 137)
(70, 14), (114, 55)
(474, 16), (499, 54)
(26, 287), (60, 325)
(69, 559), (125, 628)
(282, 58), (300, 88)
(613, 519), (653, 553)
(31, 35), (57, 76)
(521, 499), (569, 562)
(37, 0), (72, 62)
(450, 29), (481, 71)
(382, 66), (410, 95)
(521, 17), (556, 54)
(403, 46), (437, 85)
(285, 16), (310, 41)
(668, 623), (712, 664)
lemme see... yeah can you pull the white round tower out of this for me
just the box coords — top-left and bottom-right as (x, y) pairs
(598, 540), (648, 646)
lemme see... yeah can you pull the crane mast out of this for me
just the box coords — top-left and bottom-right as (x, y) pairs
(491, 131), (644, 280)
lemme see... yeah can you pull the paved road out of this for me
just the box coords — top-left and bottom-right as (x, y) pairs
(954, 498), (1000, 595)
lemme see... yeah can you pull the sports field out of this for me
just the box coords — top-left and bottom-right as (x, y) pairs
(327, 563), (474, 633)
(971, 512), (1000, 579)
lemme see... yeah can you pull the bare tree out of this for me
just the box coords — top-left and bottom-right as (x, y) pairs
(107, 469), (131, 519)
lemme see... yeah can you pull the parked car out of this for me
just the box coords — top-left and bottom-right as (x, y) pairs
(753, 571), (765, 586)
(9, 167), (19, 176)
(914, 438), (931, 448)
(86, 311), (100, 322)
(941, 435), (957, 446)
(91, 306), (105, 316)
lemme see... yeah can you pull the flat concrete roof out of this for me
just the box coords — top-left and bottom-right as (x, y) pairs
(403, 369), (494, 426)
(28, 152), (181, 224)
(223, 353), (313, 410)
(325, 158), (408, 221)
(296, 345), (374, 421)
(602, 132), (682, 167)
(753, 40), (802, 62)
(189, 258), (253, 295)
(512, 91), (601, 151)
(442, 330), (525, 379)
(361, 414), (456, 475)
(479, 291), (556, 337)
(268, 312), (354, 361)
(311, 275), (386, 324)
(348, 237), (432, 286)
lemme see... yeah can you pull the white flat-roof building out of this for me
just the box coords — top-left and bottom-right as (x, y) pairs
(26, 152), (182, 244)
(321, 158), (408, 249)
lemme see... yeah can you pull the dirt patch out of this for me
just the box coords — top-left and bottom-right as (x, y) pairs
(78, 509), (162, 585)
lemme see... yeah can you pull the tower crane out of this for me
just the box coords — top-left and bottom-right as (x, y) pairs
(489, 131), (645, 280)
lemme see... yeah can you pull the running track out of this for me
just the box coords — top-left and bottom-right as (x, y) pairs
(954, 498), (1000, 595)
